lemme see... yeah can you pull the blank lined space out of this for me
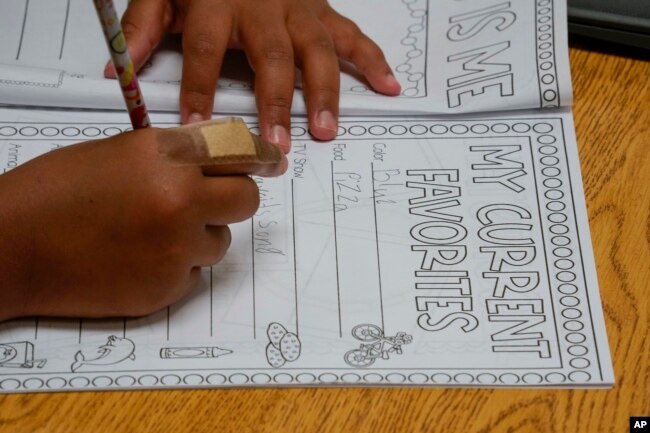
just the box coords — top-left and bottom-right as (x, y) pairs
(0, 0), (28, 61)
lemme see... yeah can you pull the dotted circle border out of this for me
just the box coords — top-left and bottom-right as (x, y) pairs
(0, 368), (585, 391)
(532, 121), (592, 382)
(535, 0), (560, 108)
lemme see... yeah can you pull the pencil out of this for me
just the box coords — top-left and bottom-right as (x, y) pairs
(93, 0), (150, 129)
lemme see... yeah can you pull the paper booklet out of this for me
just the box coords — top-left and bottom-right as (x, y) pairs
(0, 0), (613, 393)
(1, 0), (572, 115)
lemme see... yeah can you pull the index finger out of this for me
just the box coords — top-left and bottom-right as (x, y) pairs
(156, 118), (288, 177)
(180, 0), (233, 124)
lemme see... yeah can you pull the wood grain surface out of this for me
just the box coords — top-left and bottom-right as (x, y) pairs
(0, 42), (648, 433)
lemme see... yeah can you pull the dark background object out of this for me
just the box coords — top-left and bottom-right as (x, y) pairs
(568, 0), (650, 49)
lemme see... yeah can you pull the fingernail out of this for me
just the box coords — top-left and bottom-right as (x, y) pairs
(315, 110), (337, 133)
(386, 72), (401, 91)
(269, 125), (291, 153)
(278, 156), (289, 176)
(104, 62), (115, 78)
(187, 113), (205, 125)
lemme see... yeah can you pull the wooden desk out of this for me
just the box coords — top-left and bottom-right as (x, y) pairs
(0, 44), (648, 433)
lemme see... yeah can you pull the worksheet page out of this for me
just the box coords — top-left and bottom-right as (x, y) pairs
(0, 0), (572, 115)
(0, 107), (613, 392)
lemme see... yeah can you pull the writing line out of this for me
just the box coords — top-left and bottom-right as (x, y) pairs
(370, 162), (386, 331)
(210, 266), (214, 338)
(59, 0), (71, 60)
(330, 161), (343, 338)
(251, 219), (256, 339)
(291, 178), (299, 335)
(16, 0), (30, 60)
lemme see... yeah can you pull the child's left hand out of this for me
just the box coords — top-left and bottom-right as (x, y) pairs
(105, 0), (401, 151)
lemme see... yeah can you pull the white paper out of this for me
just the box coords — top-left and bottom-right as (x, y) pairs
(0, 0), (572, 115)
(0, 107), (613, 392)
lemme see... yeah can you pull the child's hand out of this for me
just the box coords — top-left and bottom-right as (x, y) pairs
(0, 127), (285, 320)
(106, 0), (401, 150)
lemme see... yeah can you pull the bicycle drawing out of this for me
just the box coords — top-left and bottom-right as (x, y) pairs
(344, 324), (412, 367)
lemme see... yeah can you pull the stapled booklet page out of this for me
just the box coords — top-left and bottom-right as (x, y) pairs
(0, 0), (613, 392)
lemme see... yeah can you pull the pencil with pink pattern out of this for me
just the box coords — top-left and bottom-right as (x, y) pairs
(93, 0), (150, 129)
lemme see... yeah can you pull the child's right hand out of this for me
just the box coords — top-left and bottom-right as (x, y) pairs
(0, 126), (286, 321)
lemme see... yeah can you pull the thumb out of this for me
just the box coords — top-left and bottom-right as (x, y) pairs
(104, 0), (170, 78)
(156, 117), (289, 177)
